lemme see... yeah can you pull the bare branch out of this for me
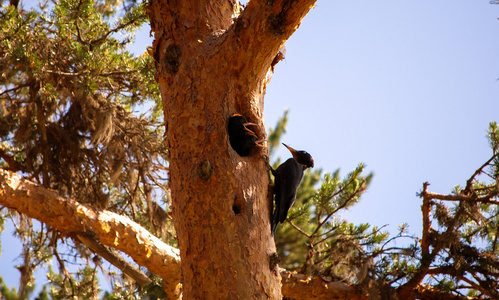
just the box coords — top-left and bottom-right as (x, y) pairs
(0, 147), (24, 172)
(76, 233), (152, 287)
(53, 244), (77, 295)
(466, 152), (499, 190)
(424, 190), (499, 205)
(0, 84), (30, 96)
(421, 182), (431, 256)
(288, 220), (311, 238)
(44, 69), (138, 77)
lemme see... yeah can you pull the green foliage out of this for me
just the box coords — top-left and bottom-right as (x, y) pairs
(400, 121), (499, 298)
(47, 265), (101, 299)
(101, 275), (166, 300)
(0, 0), (171, 297)
(488, 121), (499, 153)
(267, 110), (288, 157)
(267, 122), (499, 299)
(37, 285), (50, 300)
(0, 276), (22, 300)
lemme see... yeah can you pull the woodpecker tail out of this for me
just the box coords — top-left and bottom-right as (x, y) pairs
(271, 221), (278, 237)
(271, 209), (279, 236)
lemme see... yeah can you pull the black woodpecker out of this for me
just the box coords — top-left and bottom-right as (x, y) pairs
(228, 114), (264, 157)
(271, 143), (314, 236)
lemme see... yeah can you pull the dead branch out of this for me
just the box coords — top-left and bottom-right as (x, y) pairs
(76, 233), (152, 287)
(423, 190), (499, 204)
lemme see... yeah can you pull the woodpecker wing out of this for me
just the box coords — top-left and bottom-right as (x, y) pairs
(271, 158), (304, 235)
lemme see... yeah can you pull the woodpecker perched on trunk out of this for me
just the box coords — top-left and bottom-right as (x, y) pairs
(227, 114), (264, 157)
(271, 143), (314, 236)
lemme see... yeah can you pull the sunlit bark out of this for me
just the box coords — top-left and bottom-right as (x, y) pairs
(0, 169), (181, 295)
(148, 0), (316, 298)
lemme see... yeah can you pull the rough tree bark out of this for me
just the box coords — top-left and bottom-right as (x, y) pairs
(147, 0), (316, 298)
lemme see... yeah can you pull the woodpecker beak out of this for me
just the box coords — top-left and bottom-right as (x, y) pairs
(283, 143), (314, 169)
(282, 143), (299, 158)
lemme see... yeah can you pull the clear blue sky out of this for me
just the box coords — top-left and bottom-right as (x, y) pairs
(263, 0), (499, 236)
(2, 0), (499, 295)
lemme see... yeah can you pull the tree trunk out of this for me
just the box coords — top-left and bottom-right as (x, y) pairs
(148, 0), (316, 298)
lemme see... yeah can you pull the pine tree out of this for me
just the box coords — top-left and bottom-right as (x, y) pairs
(1, 0), (499, 299)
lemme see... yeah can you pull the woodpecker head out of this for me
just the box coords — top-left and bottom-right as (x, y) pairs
(283, 143), (314, 169)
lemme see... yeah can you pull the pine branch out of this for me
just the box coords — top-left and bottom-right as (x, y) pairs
(0, 169), (180, 295)
(0, 84), (30, 97)
(423, 190), (499, 204)
(421, 182), (431, 256)
(0, 147), (24, 172)
(76, 233), (152, 287)
(73, 2), (146, 47)
(466, 152), (499, 191)
(398, 188), (468, 299)
(288, 220), (310, 238)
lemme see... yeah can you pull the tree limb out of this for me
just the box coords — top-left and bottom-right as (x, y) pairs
(466, 152), (498, 190)
(423, 190), (499, 204)
(414, 284), (473, 300)
(230, 0), (318, 86)
(398, 186), (470, 299)
(0, 169), (180, 295)
(288, 220), (311, 238)
(0, 83), (30, 97)
(0, 147), (24, 172)
(76, 233), (152, 287)
(421, 182), (431, 257)
(280, 270), (366, 300)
